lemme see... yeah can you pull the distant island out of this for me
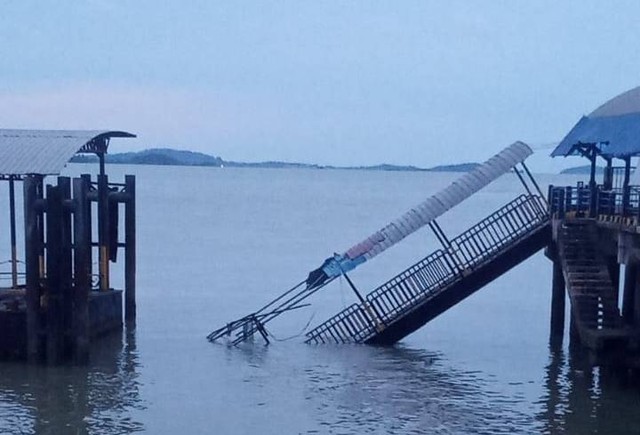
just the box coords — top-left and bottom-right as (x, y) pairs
(71, 148), (481, 173)
(560, 165), (604, 175)
(427, 163), (481, 172)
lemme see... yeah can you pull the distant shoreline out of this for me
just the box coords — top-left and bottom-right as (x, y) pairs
(71, 148), (481, 173)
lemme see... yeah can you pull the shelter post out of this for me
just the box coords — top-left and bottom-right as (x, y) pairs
(603, 157), (613, 190)
(623, 156), (632, 215)
(98, 174), (110, 291)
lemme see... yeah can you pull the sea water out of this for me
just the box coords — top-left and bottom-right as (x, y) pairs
(0, 164), (639, 434)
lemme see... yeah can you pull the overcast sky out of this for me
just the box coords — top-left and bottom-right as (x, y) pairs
(1, 1), (639, 171)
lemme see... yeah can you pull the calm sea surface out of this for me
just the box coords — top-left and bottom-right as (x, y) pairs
(1, 164), (639, 434)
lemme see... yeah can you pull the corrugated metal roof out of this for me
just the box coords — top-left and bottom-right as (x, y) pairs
(591, 86), (640, 118)
(0, 129), (135, 176)
(552, 86), (640, 158)
(320, 141), (533, 278)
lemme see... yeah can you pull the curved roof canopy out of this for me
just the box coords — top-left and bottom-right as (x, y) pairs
(0, 129), (136, 176)
(552, 86), (640, 158)
(316, 141), (533, 281)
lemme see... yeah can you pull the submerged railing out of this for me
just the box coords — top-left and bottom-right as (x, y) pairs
(306, 194), (549, 344)
(206, 276), (337, 345)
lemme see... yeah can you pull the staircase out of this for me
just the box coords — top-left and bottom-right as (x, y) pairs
(306, 194), (551, 345)
(558, 221), (629, 350)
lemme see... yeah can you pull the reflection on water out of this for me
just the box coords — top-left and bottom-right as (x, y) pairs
(225, 339), (640, 434)
(0, 327), (144, 435)
(537, 338), (640, 434)
(299, 345), (534, 434)
(231, 345), (536, 434)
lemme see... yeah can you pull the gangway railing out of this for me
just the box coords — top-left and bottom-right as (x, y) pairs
(206, 276), (336, 345)
(208, 142), (546, 346)
(305, 194), (548, 344)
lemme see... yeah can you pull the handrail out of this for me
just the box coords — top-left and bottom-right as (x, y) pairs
(549, 183), (640, 219)
(306, 194), (549, 344)
(207, 276), (336, 345)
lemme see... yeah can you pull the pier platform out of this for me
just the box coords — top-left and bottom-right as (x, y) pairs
(0, 129), (137, 364)
(0, 288), (123, 360)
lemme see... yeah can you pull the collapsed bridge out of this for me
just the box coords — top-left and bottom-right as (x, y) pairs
(208, 142), (550, 346)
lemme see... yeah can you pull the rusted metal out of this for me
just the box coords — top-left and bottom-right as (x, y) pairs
(98, 174), (109, 291)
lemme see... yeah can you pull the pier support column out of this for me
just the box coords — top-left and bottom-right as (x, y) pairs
(607, 257), (620, 304)
(622, 262), (638, 324)
(635, 274), (640, 328)
(551, 260), (566, 337)
(569, 311), (580, 344)
(24, 176), (42, 363)
(58, 178), (73, 359)
(9, 177), (18, 289)
(45, 185), (65, 365)
(73, 177), (92, 363)
(124, 175), (136, 323)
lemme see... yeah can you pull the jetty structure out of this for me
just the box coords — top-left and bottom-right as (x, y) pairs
(547, 86), (640, 352)
(209, 86), (640, 359)
(0, 129), (137, 364)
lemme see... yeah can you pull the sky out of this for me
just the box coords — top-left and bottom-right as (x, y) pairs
(1, 1), (640, 171)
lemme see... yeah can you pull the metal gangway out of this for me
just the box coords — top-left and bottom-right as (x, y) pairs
(208, 142), (550, 346)
(305, 194), (549, 344)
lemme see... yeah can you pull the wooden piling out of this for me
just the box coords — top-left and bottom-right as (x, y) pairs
(551, 259), (566, 336)
(124, 175), (136, 323)
(58, 177), (73, 357)
(45, 185), (64, 365)
(9, 177), (18, 288)
(16, 171), (134, 364)
(73, 176), (91, 363)
(24, 176), (41, 363)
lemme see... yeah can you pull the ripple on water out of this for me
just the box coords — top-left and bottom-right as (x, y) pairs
(299, 345), (537, 434)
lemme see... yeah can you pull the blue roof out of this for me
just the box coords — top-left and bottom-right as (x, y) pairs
(551, 113), (640, 158)
(552, 86), (640, 158)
